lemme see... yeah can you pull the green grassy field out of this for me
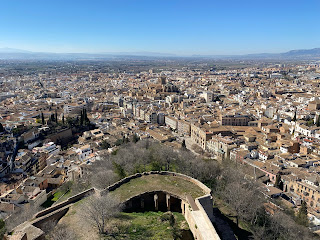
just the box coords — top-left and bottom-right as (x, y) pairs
(104, 211), (192, 240)
(41, 189), (71, 208)
(111, 174), (205, 201)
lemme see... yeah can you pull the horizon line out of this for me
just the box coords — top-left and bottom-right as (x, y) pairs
(0, 46), (319, 56)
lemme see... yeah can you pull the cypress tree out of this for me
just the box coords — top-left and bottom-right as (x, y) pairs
(113, 161), (126, 179)
(55, 111), (58, 123)
(0, 219), (6, 238)
(41, 112), (45, 125)
(80, 109), (84, 126)
(293, 111), (297, 122)
(317, 115), (320, 127)
(297, 201), (308, 226)
(274, 174), (283, 190)
(62, 114), (65, 125)
(101, 140), (110, 149)
(182, 139), (187, 149)
(84, 108), (89, 125)
(132, 133), (140, 143)
(0, 123), (4, 132)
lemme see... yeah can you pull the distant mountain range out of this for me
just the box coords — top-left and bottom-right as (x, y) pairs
(192, 48), (320, 60)
(0, 47), (319, 60)
(247, 48), (320, 59)
(282, 48), (320, 57)
(0, 48), (177, 60)
(0, 47), (32, 53)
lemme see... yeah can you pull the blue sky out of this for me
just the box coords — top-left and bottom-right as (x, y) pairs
(0, 0), (319, 55)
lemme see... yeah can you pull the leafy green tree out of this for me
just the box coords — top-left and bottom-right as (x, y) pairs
(0, 219), (6, 238)
(132, 133), (140, 143)
(134, 164), (146, 173)
(111, 149), (118, 155)
(115, 138), (123, 146)
(66, 117), (73, 127)
(113, 161), (126, 179)
(150, 161), (162, 171)
(296, 201), (308, 226)
(12, 128), (21, 135)
(101, 140), (111, 149)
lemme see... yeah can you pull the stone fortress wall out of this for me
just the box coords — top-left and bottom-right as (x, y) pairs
(10, 171), (221, 240)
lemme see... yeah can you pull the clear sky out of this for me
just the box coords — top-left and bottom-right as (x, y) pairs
(0, 0), (319, 55)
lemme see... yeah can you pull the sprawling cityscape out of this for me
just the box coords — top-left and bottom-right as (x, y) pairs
(0, 56), (320, 239)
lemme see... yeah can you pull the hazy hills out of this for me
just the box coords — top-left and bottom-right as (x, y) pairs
(282, 48), (320, 57)
(0, 47), (319, 60)
(194, 48), (320, 60)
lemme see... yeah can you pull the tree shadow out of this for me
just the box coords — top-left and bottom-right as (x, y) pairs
(213, 207), (252, 240)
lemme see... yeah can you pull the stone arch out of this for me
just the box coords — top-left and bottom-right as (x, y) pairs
(123, 190), (183, 213)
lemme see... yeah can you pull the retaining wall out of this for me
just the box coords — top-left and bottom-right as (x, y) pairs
(34, 188), (95, 218)
(32, 206), (70, 229)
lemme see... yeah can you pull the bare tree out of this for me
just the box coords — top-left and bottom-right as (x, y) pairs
(81, 194), (122, 234)
(269, 211), (315, 240)
(70, 174), (91, 195)
(217, 167), (316, 240)
(41, 220), (57, 234)
(150, 143), (179, 171)
(218, 168), (262, 227)
(89, 170), (117, 189)
(6, 205), (42, 232)
(46, 223), (77, 240)
(190, 159), (221, 186)
(251, 210), (316, 240)
(112, 141), (151, 174)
